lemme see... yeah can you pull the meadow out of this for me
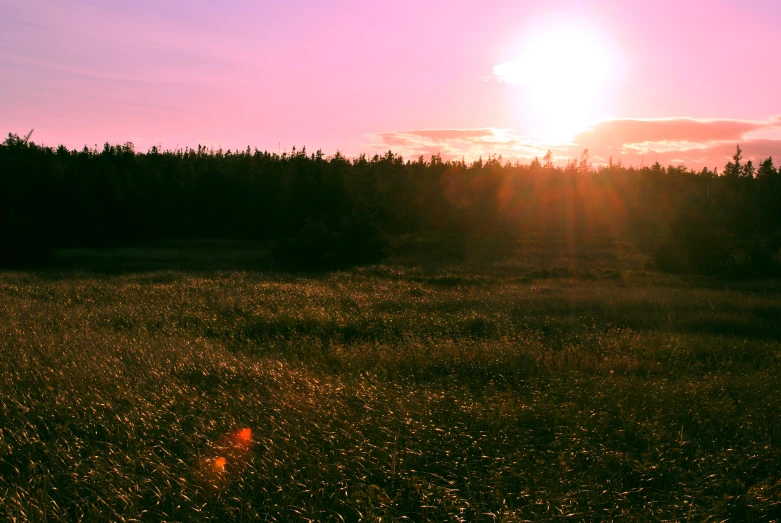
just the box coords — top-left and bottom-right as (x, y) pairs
(1, 236), (779, 521)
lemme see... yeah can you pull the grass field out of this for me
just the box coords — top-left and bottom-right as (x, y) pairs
(1, 236), (780, 521)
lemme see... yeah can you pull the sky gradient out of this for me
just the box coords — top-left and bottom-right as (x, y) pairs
(2, 0), (781, 168)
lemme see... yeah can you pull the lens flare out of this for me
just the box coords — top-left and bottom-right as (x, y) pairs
(237, 428), (252, 444)
(198, 427), (254, 489)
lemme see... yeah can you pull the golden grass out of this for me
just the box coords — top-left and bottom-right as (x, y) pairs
(1, 241), (780, 521)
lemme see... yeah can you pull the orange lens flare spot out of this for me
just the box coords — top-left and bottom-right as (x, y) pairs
(237, 428), (252, 443)
(213, 457), (227, 470)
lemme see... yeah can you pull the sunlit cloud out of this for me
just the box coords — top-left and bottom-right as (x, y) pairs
(368, 116), (781, 168)
(393, 129), (497, 142)
(366, 128), (552, 162)
(567, 116), (781, 167)
(574, 117), (780, 147)
(612, 138), (781, 169)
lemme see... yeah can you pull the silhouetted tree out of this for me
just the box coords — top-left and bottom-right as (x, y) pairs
(758, 157), (777, 180)
(724, 145), (743, 178)
(742, 160), (755, 179)
(2, 134), (780, 275)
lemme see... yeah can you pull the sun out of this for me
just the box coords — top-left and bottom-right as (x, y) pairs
(495, 24), (616, 144)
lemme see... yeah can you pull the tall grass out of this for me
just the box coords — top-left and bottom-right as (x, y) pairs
(1, 239), (779, 521)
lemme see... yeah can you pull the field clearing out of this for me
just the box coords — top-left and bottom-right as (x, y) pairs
(1, 238), (780, 521)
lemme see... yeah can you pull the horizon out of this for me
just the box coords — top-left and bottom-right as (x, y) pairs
(3, 0), (781, 169)
(9, 129), (772, 174)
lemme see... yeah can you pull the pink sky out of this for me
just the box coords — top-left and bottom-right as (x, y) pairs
(2, 0), (781, 168)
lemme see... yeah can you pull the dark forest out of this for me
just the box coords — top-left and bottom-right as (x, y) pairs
(3, 132), (780, 275)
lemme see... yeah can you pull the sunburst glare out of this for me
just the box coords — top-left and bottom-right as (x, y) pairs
(495, 23), (617, 144)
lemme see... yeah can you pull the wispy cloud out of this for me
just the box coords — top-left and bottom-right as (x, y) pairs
(366, 128), (552, 161)
(0, 13), (49, 30)
(385, 129), (497, 142)
(0, 52), (198, 87)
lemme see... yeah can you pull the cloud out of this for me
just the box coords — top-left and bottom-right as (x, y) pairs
(399, 129), (497, 141)
(569, 116), (781, 167)
(574, 117), (779, 147)
(372, 128), (502, 147)
(366, 128), (553, 161)
(0, 51), (212, 90)
(0, 13), (48, 30)
(365, 116), (781, 168)
(597, 138), (781, 169)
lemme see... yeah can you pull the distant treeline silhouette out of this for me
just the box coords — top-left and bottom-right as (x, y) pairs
(2, 132), (780, 274)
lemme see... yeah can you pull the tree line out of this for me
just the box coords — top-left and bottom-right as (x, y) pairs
(2, 132), (780, 274)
